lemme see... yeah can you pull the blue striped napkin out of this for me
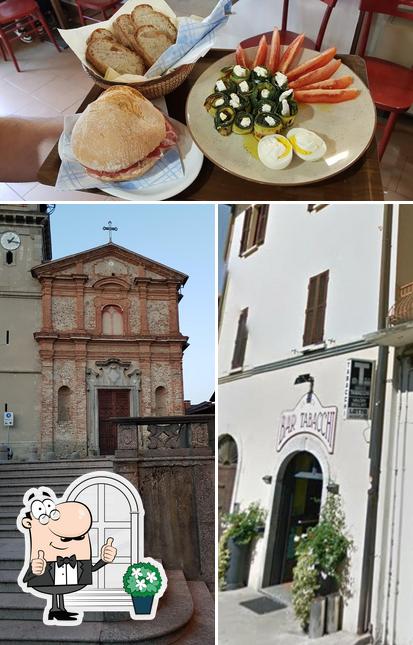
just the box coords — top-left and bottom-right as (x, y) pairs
(146, 0), (232, 78)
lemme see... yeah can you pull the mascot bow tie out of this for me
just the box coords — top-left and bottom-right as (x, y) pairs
(56, 555), (77, 568)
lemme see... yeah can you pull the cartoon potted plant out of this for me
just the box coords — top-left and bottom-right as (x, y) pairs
(123, 558), (167, 619)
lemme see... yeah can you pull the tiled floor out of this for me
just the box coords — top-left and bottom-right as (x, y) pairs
(0, 38), (412, 202)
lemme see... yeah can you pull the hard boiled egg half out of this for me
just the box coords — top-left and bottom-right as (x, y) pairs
(258, 134), (293, 170)
(287, 128), (326, 161)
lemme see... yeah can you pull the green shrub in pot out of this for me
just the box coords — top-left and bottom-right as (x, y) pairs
(219, 502), (267, 590)
(292, 490), (353, 630)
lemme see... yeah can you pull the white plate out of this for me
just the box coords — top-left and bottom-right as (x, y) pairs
(186, 47), (377, 186)
(57, 117), (203, 201)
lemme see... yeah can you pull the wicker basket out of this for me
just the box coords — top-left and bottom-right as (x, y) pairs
(83, 63), (195, 100)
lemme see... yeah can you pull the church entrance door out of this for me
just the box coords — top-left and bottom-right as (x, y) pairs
(98, 389), (130, 455)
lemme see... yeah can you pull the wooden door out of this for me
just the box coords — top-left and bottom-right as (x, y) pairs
(98, 389), (130, 455)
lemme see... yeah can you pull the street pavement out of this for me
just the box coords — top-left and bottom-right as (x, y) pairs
(219, 588), (372, 645)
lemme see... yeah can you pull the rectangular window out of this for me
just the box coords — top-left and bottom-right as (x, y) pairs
(303, 271), (329, 347)
(239, 205), (269, 256)
(6, 331), (9, 345)
(231, 308), (249, 370)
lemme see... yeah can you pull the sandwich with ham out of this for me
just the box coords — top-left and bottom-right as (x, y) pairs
(71, 86), (177, 181)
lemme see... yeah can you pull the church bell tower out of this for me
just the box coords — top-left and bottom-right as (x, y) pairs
(0, 204), (52, 460)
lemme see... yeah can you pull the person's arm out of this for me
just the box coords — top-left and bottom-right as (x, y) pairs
(0, 117), (63, 183)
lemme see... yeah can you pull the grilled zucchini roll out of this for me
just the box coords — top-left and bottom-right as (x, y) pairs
(214, 77), (236, 94)
(237, 79), (254, 97)
(233, 112), (254, 135)
(251, 66), (271, 83)
(228, 92), (251, 112)
(230, 64), (251, 84)
(204, 92), (230, 116)
(256, 99), (278, 115)
(214, 106), (236, 136)
(278, 98), (298, 128)
(254, 112), (283, 139)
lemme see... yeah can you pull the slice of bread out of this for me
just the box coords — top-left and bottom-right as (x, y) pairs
(132, 9), (177, 42)
(112, 14), (138, 51)
(86, 28), (115, 44)
(86, 39), (146, 77)
(131, 4), (155, 19)
(134, 26), (173, 67)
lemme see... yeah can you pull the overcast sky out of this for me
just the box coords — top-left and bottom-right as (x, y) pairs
(51, 204), (215, 403)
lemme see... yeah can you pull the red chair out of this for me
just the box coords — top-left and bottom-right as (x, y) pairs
(241, 0), (338, 51)
(354, 0), (413, 160)
(0, 0), (61, 72)
(75, 0), (122, 26)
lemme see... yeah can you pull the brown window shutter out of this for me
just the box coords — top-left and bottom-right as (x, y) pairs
(313, 270), (329, 343)
(303, 271), (329, 346)
(239, 208), (252, 255)
(232, 307), (249, 369)
(254, 205), (269, 246)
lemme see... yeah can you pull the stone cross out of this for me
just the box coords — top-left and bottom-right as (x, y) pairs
(103, 220), (118, 243)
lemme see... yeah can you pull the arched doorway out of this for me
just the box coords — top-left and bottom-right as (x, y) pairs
(267, 451), (323, 586)
(63, 471), (144, 612)
(218, 434), (238, 526)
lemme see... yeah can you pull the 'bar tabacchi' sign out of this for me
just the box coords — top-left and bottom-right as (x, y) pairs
(277, 393), (338, 454)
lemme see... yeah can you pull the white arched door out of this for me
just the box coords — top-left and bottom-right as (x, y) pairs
(63, 471), (144, 612)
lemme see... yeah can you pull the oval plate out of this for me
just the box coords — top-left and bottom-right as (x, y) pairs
(58, 117), (203, 202)
(185, 47), (376, 186)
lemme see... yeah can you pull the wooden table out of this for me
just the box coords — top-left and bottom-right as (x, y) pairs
(38, 50), (384, 201)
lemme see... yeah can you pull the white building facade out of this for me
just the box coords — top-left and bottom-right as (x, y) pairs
(219, 203), (413, 642)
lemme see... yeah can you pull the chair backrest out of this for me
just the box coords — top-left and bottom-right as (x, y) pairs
(282, 0), (338, 51)
(357, 0), (413, 57)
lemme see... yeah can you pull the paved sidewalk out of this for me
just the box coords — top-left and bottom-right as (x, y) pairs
(219, 588), (371, 645)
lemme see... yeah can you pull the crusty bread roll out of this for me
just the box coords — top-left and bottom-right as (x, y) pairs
(86, 28), (115, 44)
(132, 9), (177, 42)
(71, 86), (167, 179)
(134, 26), (173, 67)
(86, 39), (146, 76)
(112, 15), (137, 51)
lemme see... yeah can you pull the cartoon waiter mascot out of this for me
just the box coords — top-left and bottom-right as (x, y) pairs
(17, 487), (117, 625)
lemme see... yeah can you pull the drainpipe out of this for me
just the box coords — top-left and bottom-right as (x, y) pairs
(357, 204), (393, 635)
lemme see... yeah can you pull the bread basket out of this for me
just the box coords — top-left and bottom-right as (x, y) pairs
(83, 63), (195, 100)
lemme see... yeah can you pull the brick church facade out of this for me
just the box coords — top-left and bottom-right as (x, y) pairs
(31, 242), (188, 460)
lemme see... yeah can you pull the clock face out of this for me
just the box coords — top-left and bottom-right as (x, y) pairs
(1, 231), (21, 251)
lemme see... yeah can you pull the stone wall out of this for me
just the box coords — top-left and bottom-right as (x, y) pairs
(115, 455), (215, 590)
(148, 300), (169, 334)
(51, 296), (76, 331)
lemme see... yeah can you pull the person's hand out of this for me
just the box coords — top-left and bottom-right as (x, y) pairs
(31, 550), (46, 576)
(101, 537), (117, 563)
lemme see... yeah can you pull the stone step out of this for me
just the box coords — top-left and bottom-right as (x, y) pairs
(0, 458), (114, 472)
(0, 487), (69, 500)
(0, 570), (195, 643)
(0, 470), (111, 482)
(0, 525), (20, 539)
(170, 581), (215, 644)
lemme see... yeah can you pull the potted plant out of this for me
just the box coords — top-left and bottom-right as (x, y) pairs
(292, 490), (353, 636)
(219, 502), (267, 590)
(123, 557), (167, 620)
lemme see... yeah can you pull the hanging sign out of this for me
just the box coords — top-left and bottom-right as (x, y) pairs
(277, 393), (337, 454)
(343, 359), (374, 420)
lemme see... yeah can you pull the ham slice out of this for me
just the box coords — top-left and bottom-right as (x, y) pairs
(86, 117), (177, 178)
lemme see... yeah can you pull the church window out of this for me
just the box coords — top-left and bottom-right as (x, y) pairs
(6, 251), (13, 265)
(155, 386), (167, 416)
(102, 305), (124, 335)
(57, 386), (72, 423)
